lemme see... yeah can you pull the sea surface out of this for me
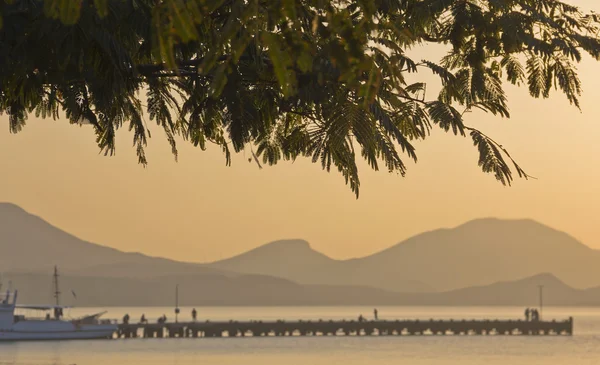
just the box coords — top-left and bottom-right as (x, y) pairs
(1, 306), (598, 365)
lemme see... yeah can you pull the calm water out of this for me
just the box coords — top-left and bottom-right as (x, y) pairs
(1, 306), (598, 365)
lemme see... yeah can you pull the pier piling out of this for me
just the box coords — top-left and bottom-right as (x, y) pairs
(114, 317), (573, 340)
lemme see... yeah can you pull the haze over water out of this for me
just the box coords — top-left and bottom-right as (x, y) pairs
(1, 306), (598, 365)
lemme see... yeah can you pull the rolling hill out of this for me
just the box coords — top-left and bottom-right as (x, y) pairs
(209, 239), (433, 292)
(429, 273), (587, 306)
(354, 218), (600, 291)
(208, 218), (600, 292)
(4, 271), (600, 307)
(0, 202), (225, 278)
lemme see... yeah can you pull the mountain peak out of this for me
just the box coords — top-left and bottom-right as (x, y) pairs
(458, 217), (545, 228)
(360, 217), (598, 291)
(515, 272), (566, 285)
(211, 239), (324, 264)
(0, 202), (28, 215)
(258, 239), (312, 251)
(450, 272), (569, 293)
(208, 239), (340, 283)
(454, 217), (589, 250)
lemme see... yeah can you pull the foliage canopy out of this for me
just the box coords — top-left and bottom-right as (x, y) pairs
(1, 0), (599, 196)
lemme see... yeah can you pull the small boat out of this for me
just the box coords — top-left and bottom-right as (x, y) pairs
(0, 267), (117, 341)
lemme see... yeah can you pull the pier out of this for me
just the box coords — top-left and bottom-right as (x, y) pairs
(115, 317), (574, 339)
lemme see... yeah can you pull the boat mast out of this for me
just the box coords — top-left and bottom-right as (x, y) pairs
(175, 284), (180, 323)
(53, 266), (60, 306)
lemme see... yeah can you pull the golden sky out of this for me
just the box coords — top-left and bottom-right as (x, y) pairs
(1, 0), (599, 262)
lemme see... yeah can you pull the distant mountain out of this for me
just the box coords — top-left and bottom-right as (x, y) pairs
(5, 271), (600, 307)
(209, 218), (600, 292)
(3, 271), (304, 307)
(354, 218), (600, 291)
(209, 239), (336, 280)
(0, 203), (224, 278)
(429, 273), (585, 306)
(408, 273), (600, 307)
(3, 202), (600, 296)
(209, 239), (432, 292)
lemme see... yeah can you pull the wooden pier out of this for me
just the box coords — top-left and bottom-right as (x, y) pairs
(115, 317), (573, 339)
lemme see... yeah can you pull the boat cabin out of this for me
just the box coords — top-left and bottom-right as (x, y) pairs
(0, 290), (17, 330)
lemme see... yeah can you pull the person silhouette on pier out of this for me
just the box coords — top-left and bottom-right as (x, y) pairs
(525, 308), (530, 321)
(140, 314), (147, 324)
(123, 313), (130, 325)
(532, 309), (539, 322)
(192, 308), (197, 322)
(374, 308), (379, 321)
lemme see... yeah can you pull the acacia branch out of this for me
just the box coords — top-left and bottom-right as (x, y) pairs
(464, 125), (537, 180)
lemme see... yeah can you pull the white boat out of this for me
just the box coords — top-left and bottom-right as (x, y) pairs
(0, 267), (117, 341)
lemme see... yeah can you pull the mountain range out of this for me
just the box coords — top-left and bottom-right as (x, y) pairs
(5, 271), (600, 307)
(208, 218), (600, 292)
(0, 203), (225, 278)
(1, 202), (599, 306)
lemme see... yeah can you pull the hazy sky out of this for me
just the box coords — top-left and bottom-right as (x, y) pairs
(1, 1), (599, 262)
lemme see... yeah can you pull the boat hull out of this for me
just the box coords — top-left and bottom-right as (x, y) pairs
(0, 324), (117, 341)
